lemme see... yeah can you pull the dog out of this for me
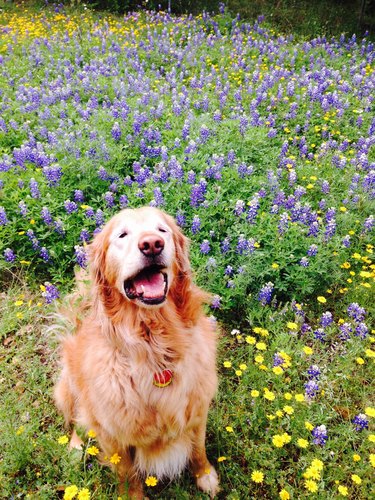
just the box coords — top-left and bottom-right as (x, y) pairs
(54, 207), (219, 498)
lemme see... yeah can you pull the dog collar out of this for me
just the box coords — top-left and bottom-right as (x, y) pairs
(153, 369), (173, 388)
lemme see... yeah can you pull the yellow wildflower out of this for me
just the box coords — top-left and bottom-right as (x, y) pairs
(110, 453), (121, 465)
(251, 389), (260, 397)
(64, 485), (78, 500)
(304, 479), (318, 493)
(145, 476), (158, 487)
(251, 470), (264, 483)
(279, 489), (290, 500)
(77, 489), (90, 500)
(351, 474), (362, 485)
(338, 485), (348, 496)
(297, 438), (309, 448)
(86, 446), (99, 456)
(58, 435), (69, 445)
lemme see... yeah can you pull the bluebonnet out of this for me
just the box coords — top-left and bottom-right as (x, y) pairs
(352, 414), (369, 431)
(74, 190), (85, 203)
(41, 207), (53, 226)
(191, 215), (201, 234)
(27, 229), (39, 250)
(305, 380), (320, 398)
(211, 295), (221, 309)
(307, 365), (321, 378)
(42, 282), (60, 304)
(299, 257), (309, 267)
(307, 244), (318, 256)
(80, 229), (91, 243)
(39, 247), (50, 262)
(111, 122), (121, 141)
(104, 191), (115, 208)
(0, 207), (9, 226)
(278, 212), (289, 235)
(342, 235), (351, 247)
(313, 328), (326, 342)
(355, 322), (368, 339)
(221, 237), (230, 254)
(312, 425), (328, 446)
(64, 200), (78, 214)
(176, 211), (186, 227)
(29, 178), (41, 199)
(347, 303), (366, 322)
(320, 311), (333, 327)
(119, 195), (129, 208)
(200, 240), (210, 254)
(4, 248), (16, 262)
(258, 282), (274, 306)
(75, 245), (88, 269)
(339, 322), (352, 341)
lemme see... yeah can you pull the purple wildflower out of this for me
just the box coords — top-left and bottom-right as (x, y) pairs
(74, 245), (88, 269)
(299, 257), (309, 267)
(307, 244), (318, 256)
(119, 194), (129, 208)
(74, 190), (84, 203)
(258, 282), (274, 306)
(311, 425), (328, 446)
(347, 303), (366, 323)
(234, 200), (245, 216)
(4, 248), (16, 262)
(176, 211), (186, 227)
(39, 247), (50, 262)
(42, 282), (60, 304)
(41, 207), (53, 225)
(278, 212), (289, 235)
(339, 322), (352, 341)
(305, 380), (320, 398)
(0, 207), (9, 225)
(307, 365), (321, 379)
(64, 200), (78, 214)
(352, 414), (369, 431)
(320, 311), (333, 328)
(191, 215), (201, 234)
(211, 295), (221, 309)
(111, 122), (121, 141)
(200, 240), (211, 254)
(313, 328), (326, 342)
(355, 322), (368, 339)
(29, 178), (41, 199)
(221, 237), (230, 254)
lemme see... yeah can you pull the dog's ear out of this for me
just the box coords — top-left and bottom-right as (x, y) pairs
(163, 212), (209, 322)
(88, 228), (108, 288)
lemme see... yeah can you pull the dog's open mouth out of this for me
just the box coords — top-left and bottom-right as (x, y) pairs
(124, 265), (168, 305)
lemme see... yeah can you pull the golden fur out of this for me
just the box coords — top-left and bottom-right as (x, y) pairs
(54, 207), (219, 498)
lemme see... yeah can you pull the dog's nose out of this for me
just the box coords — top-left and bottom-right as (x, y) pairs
(138, 233), (165, 257)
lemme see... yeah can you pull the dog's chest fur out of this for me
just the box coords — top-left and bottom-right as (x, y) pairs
(72, 316), (217, 450)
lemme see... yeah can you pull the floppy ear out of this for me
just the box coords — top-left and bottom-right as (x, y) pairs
(88, 227), (125, 319)
(88, 228), (108, 289)
(164, 213), (209, 322)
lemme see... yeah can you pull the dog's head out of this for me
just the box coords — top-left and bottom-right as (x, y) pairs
(89, 207), (191, 310)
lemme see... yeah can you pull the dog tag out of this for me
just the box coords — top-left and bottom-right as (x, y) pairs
(153, 369), (173, 387)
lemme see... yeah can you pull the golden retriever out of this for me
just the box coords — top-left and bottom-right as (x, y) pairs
(54, 207), (219, 498)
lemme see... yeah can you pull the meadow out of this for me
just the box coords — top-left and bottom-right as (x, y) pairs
(0, 2), (374, 499)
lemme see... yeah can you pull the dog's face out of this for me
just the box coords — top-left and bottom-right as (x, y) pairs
(91, 207), (189, 308)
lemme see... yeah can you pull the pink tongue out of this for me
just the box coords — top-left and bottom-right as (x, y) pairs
(133, 271), (165, 298)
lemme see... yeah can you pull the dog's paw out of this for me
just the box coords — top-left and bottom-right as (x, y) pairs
(196, 465), (220, 498)
(69, 429), (84, 450)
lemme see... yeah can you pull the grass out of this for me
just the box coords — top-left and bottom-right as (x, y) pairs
(0, 2), (374, 499)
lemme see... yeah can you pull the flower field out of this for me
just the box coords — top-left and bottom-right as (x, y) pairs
(0, 3), (374, 499)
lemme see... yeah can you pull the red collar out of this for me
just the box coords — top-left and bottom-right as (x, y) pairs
(153, 369), (173, 387)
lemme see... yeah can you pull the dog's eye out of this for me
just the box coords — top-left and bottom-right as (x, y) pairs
(119, 231), (128, 239)
(158, 227), (167, 233)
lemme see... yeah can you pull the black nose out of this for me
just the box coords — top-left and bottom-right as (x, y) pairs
(138, 233), (165, 257)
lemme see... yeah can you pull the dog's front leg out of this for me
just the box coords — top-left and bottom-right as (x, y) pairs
(190, 418), (220, 498)
(108, 447), (144, 500)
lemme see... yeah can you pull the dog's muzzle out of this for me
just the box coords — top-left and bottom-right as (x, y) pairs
(124, 265), (168, 305)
